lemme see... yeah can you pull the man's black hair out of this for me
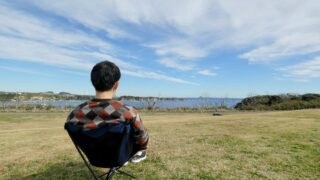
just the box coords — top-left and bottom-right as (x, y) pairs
(91, 60), (121, 91)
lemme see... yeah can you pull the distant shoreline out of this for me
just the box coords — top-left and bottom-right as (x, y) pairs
(2, 91), (320, 112)
(0, 91), (241, 101)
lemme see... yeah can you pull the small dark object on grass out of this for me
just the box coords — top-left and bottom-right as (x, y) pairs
(212, 113), (223, 116)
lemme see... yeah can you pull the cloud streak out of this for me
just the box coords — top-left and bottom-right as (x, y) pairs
(158, 58), (194, 71)
(0, 65), (54, 77)
(279, 56), (320, 79)
(1, 0), (320, 85)
(198, 69), (217, 76)
(0, 1), (196, 85)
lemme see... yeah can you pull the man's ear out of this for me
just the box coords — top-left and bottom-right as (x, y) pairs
(112, 81), (119, 91)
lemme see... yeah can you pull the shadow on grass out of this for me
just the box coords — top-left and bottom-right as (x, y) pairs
(15, 154), (166, 180)
(22, 161), (94, 180)
(21, 160), (142, 180)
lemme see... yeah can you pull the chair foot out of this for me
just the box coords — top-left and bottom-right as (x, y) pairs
(102, 167), (136, 180)
(117, 169), (136, 179)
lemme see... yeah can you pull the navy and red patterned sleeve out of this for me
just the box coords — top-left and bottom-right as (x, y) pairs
(124, 106), (149, 150)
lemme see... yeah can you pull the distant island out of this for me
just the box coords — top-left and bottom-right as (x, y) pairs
(0, 91), (184, 102)
(235, 93), (320, 110)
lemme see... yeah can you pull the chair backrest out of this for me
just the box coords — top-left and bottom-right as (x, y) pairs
(65, 122), (134, 168)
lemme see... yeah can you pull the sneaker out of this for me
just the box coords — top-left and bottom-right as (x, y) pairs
(130, 150), (147, 163)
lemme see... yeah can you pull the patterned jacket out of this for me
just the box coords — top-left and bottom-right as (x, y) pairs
(66, 99), (149, 150)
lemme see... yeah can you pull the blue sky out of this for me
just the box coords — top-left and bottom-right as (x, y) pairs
(0, 0), (319, 98)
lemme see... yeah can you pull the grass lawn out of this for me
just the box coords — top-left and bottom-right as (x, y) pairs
(0, 110), (319, 179)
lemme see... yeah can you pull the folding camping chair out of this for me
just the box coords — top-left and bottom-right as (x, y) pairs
(64, 121), (137, 180)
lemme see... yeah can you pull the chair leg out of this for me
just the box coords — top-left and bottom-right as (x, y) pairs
(105, 167), (117, 180)
(103, 167), (136, 180)
(98, 170), (111, 178)
(69, 136), (99, 180)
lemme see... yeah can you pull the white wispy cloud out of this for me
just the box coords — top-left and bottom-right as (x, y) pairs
(240, 33), (320, 62)
(158, 58), (194, 71)
(121, 69), (199, 85)
(0, 4), (112, 51)
(278, 56), (320, 79)
(0, 65), (54, 77)
(0, 35), (93, 70)
(26, 0), (136, 39)
(1, 0), (320, 82)
(0, 1), (196, 85)
(0, 35), (194, 84)
(26, 0), (217, 71)
(148, 39), (208, 60)
(198, 69), (217, 76)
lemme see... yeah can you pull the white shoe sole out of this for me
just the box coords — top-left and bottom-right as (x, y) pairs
(131, 155), (147, 163)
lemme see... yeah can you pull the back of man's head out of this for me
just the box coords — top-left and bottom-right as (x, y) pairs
(91, 60), (121, 92)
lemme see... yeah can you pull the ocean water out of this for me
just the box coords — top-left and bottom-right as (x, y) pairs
(2, 98), (242, 108)
(122, 98), (242, 108)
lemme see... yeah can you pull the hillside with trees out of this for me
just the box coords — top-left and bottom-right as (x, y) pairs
(0, 91), (183, 102)
(0, 91), (94, 102)
(235, 93), (320, 110)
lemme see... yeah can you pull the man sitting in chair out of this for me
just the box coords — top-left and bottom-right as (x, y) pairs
(66, 60), (149, 164)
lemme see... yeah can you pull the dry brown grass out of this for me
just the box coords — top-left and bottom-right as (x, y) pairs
(0, 110), (319, 179)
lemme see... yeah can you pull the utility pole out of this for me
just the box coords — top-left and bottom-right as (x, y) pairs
(16, 92), (19, 111)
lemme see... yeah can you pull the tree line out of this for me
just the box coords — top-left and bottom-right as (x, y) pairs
(235, 93), (320, 110)
(0, 91), (185, 102)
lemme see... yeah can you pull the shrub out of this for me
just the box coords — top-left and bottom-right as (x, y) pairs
(235, 93), (320, 111)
